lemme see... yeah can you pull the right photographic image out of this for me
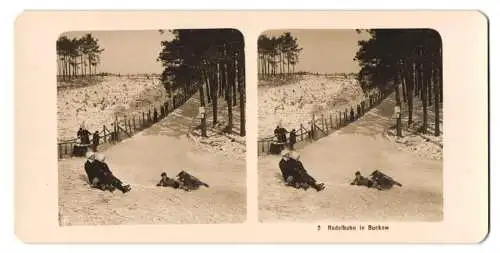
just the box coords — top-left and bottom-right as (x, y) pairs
(258, 29), (443, 222)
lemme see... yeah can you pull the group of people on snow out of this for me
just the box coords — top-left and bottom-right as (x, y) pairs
(278, 149), (325, 192)
(273, 125), (297, 150)
(75, 125), (100, 156)
(277, 149), (402, 192)
(156, 171), (210, 191)
(84, 151), (131, 193)
(82, 151), (209, 194)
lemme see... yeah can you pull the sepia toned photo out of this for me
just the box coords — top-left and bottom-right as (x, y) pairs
(258, 29), (443, 222)
(15, 10), (488, 243)
(56, 29), (247, 225)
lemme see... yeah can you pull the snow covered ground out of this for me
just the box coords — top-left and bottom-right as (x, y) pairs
(258, 74), (365, 138)
(259, 95), (442, 222)
(189, 93), (246, 161)
(57, 75), (169, 141)
(59, 93), (246, 225)
(385, 95), (443, 161)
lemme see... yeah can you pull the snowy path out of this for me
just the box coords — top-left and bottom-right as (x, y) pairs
(59, 95), (246, 225)
(259, 96), (443, 222)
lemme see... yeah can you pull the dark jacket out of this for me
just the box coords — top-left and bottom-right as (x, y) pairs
(294, 160), (316, 184)
(92, 133), (100, 145)
(350, 176), (374, 188)
(289, 131), (297, 144)
(156, 177), (181, 188)
(80, 130), (91, 144)
(176, 171), (209, 190)
(84, 160), (100, 183)
(278, 158), (291, 181)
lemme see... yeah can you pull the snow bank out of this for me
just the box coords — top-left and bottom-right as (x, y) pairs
(190, 93), (246, 160)
(258, 74), (365, 138)
(57, 75), (168, 141)
(385, 99), (443, 160)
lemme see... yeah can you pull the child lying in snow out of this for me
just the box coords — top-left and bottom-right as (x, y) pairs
(350, 170), (402, 190)
(176, 171), (210, 191)
(156, 172), (188, 191)
(156, 171), (209, 191)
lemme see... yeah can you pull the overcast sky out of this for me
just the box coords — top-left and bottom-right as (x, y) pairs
(262, 29), (371, 74)
(61, 29), (371, 75)
(61, 30), (175, 74)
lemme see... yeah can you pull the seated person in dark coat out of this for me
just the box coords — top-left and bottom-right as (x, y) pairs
(278, 150), (325, 192)
(84, 152), (131, 193)
(278, 150), (296, 183)
(84, 151), (101, 188)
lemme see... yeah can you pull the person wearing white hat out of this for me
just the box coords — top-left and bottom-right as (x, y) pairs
(278, 149), (296, 185)
(94, 153), (131, 193)
(84, 151), (102, 189)
(279, 150), (325, 192)
(83, 152), (131, 193)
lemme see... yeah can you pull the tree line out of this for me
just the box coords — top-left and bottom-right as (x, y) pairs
(157, 29), (246, 137)
(258, 32), (302, 78)
(354, 29), (442, 136)
(56, 33), (104, 80)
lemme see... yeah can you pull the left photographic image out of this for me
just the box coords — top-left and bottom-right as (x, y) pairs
(57, 29), (246, 225)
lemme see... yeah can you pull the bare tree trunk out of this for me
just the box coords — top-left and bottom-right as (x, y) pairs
(433, 62), (440, 136)
(408, 63), (414, 126)
(203, 68), (211, 104)
(199, 71), (207, 137)
(88, 56), (92, 77)
(224, 47), (233, 134)
(287, 59), (290, 76)
(395, 78), (402, 137)
(421, 57), (428, 134)
(213, 63), (219, 126)
(402, 72), (407, 103)
(236, 53), (245, 137)
(232, 60), (237, 106)
(428, 68), (433, 106)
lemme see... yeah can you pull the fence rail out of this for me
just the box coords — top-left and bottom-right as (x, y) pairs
(257, 88), (392, 156)
(57, 87), (198, 159)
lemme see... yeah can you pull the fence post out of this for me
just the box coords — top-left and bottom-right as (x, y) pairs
(111, 123), (115, 142)
(64, 143), (68, 156)
(330, 114), (333, 130)
(300, 124), (304, 141)
(321, 114), (325, 133)
(103, 125), (106, 143)
(58, 144), (62, 159)
(148, 109), (152, 124)
(337, 112), (341, 128)
(142, 112), (145, 127)
(123, 115), (127, 133)
(311, 114), (315, 140)
(350, 106), (354, 122)
(344, 109), (348, 125)
(133, 116), (136, 130)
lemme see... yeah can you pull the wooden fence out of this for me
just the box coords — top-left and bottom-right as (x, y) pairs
(257, 89), (392, 155)
(57, 88), (197, 159)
